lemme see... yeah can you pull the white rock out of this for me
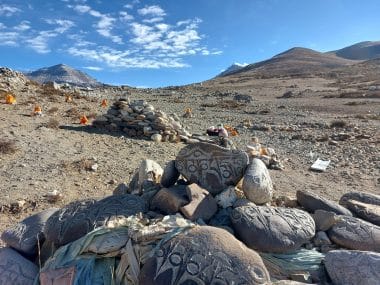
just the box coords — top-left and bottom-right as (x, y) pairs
(242, 158), (273, 204)
(151, 133), (162, 142)
(215, 187), (238, 208)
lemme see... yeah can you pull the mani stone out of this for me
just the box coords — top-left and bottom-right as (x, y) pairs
(138, 226), (270, 285)
(44, 195), (147, 247)
(160, 160), (180, 188)
(150, 185), (189, 214)
(1, 208), (58, 256)
(180, 183), (218, 222)
(0, 247), (39, 285)
(231, 205), (315, 253)
(175, 142), (249, 195)
(345, 199), (380, 226)
(340, 191), (380, 207)
(243, 158), (273, 204)
(296, 190), (352, 216)
(325, 250), (380, 285)
(327, 215), (380, 252)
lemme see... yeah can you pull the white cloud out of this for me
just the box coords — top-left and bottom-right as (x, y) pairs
(46, 19), (75, 33)
(120, 11), (134, 21)
(83, 66), (103, 71)
(0, 5), (21, 17)
(73, 5), (91, 13)
(138, 5), (166, 17)
(0, 31), (19, 46)
(142, 17), (163, 24)
(0, 22), (6, 29)
(25, 31), (58, 53)
(14, 21), (31, 31)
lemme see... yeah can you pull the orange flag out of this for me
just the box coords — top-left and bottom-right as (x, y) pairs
(33, 105), (42, 115)
(5, 94), (16, 104)
(80, 115), (89, 125)
(101, 99), (107, 107)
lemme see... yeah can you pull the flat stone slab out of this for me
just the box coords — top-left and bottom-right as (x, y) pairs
(1, 208), (58, 256)
(0, 247), (39, 284)
(345, 199), (380, 226)
(231, 205), (315, 253)
(328, 215), (380, 252)
(297, 190), (352, 216)
(45, 195), (147, 246)
(139, 226), (270, 285)
(325, 250), (380, 285)
(340, 191), (380, 207)
(175, 142), (248, 195)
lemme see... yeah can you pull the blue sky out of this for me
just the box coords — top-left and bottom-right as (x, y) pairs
(0, 0), (379, 87)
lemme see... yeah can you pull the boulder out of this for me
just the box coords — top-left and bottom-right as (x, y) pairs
(0, 247), (39, 284)
(243, 158), (273, 204)
(150, 185), (189, 214)
(175, 142), (248, 195)
(139, 226), (270, 285)
(327, 215), (380, 252)
(340, 191), (380, 207)
(44, 195), (147, 247)
(180, 183), (218, 221)
(231, 205), (315, 253)
(160, 160), (180, 188)
(1, 208), (58, 256)
(325, 250), (380, 285)
(345, 199), (380, 226)
(296, 190), (352, 216)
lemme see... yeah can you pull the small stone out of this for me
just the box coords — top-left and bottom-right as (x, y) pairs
(160, 160), (180, 188)
(312, 209), (341, 231)
(242, 158), (273, 205)
(215, 186), (238, 208)
(180, 183), (218, 221)
(90, 163), (98, 171)
(151, 133), (162, 142)
(313, 231), (332, 246)
(150, 185), (188, 214)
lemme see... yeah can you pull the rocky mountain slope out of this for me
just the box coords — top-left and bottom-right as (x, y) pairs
(217, 63), (248, 77)
(329, 41), (380, 60)
(25, 64), (102, 87)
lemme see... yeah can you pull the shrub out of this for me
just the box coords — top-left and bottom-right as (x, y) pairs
(0, 139), (17, 154)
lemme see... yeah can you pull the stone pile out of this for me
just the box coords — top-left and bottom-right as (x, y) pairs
(1, 142), (380, 284)
(93, 98), (191, 142)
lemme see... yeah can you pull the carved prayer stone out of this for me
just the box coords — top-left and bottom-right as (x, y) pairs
(1, 208), (58, 256)
(175, 142), (249, 195)
(0, 247), (39, 285)
(345, 199), (380, 226)
(327, 215), (380, 252)
(139, 226), (270, 285)
(44, 195), (147, 247)
(243, 158), (273, 204)
(231, 205), (315, 253)
(296, 190), (352, 216)
(340, 191), (380, 207)
(325, 250), (380, 285)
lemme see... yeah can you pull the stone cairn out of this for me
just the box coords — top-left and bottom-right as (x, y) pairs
(1, 142), (380, 284)
(93, 98), (191, 142)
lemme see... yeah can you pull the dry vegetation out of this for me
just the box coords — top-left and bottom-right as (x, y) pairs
(0, 139), (17, 155)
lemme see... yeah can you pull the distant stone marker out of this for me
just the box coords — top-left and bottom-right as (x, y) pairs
(175, 142), (248, 195)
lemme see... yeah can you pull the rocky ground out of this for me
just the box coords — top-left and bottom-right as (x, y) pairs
(0, 69), (379, 247)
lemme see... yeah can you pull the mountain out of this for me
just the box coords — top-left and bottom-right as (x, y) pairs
(217, 63), (248, 77)
(25, 64), (102, 87)
(329, 41), (380, 60)
(217, 47), (358, 78)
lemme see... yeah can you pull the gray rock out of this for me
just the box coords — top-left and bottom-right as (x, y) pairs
(296, 190), (352, 216)
(345, 199), (380, 226)
(328, 215), (380, 252)
(180, 183), (218, 221)
(139, 226), (270, 285)
(1, 208), (58, 256)
(112, 182), (129, 195)
(0, 247), (39, 284)
(160, 160), (180, 188)
(340, 191), (380, 207)
(325, 250), (380, 285)
(129, 159), (163, 194)
(312, 209), (341, 231)
(215, 186), (237, 208)
(231, 205), (315, 253)
(175, 142), (248, 195)
(313, 231), (332, 246)
(150, 185), (188, 214)
(44, 195), (147, 247)
(243, 158), (273, 204)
